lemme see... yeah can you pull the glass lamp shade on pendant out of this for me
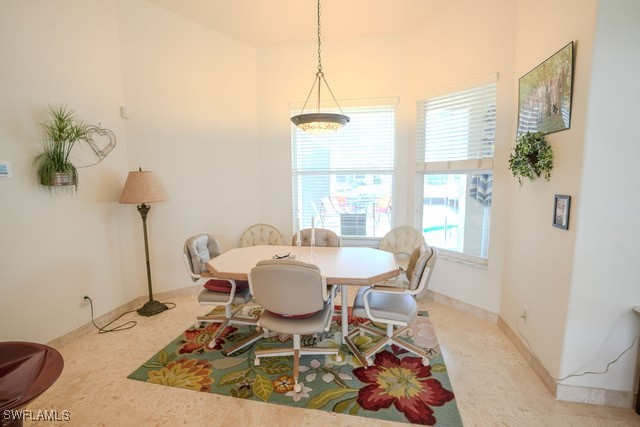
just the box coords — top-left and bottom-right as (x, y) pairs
(291, 0), (349, 135)
(291, 112), (350, 135)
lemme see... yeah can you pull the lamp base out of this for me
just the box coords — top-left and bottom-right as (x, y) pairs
(137, 299), (169, 317)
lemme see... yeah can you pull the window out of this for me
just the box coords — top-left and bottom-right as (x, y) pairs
(416, 79), (496, 261)
(291, 100), (397, 238)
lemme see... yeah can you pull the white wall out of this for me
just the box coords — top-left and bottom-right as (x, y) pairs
(407, 0), (517, 314)
(559, 0), (640, 392)
(116, 0), (260, 295)
(499, 0), (598, 379)
(0, 0), (134, 342)
(0, 0), (260, 343)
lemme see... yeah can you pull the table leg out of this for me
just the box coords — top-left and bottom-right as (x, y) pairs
(341, 285), (348, 344)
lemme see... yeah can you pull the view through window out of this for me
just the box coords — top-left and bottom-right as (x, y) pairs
(291, 101), (397, 239)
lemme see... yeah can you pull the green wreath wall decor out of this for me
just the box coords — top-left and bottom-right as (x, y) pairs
(508, 131), (554, 186)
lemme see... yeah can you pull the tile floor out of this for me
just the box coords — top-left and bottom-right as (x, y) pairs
(27, 286), (640, 426)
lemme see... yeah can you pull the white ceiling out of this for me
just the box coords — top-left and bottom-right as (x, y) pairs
(145, 0), (437, 47)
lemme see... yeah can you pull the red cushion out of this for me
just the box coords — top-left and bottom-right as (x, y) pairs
(204, 279), (249, 293)
(265, 309), (319, 319)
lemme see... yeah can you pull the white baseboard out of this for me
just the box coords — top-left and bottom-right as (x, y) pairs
(497, 315), (636, 409)
(46, 286), (197, 349)
(425, 289), (498, 323)
(556, 383), (636, 409)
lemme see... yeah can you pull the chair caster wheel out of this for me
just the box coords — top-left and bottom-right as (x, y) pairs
(366, 358), (373, 366)
(359, 330), (365, 337)
(207, 341), (216, 350)
(254, 358), (260, 366)
(335, 354), (343, 363)
(294, 383), (302, 393)
(194, 322), (202, 329)
(422, 357), (430, 366)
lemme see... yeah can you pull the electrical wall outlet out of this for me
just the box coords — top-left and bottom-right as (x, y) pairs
(81, 294), (90, 306)
(523, 306), (529, 321)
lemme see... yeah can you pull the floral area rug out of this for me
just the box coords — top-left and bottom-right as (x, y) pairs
(128, 305), (462, 426)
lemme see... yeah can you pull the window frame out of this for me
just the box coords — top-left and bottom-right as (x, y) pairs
(415, 75), (497, 265)
(291, 98), (399, 243)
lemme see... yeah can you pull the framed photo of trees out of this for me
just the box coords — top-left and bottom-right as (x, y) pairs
(517, 42), (574, 136)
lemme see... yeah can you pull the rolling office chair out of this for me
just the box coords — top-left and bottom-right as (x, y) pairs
(345, 243), (438, 367)
(183, 233), (263, 354)
(239, 223), (284, 247)
(248, 259), (340, 392)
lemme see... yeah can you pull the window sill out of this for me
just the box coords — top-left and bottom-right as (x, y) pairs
(341, 236), (382, 248)
(437, 249), (488, 268)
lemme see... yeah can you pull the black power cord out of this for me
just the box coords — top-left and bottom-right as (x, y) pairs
(85, 296), (138, 333)
(85, 296), (176, 333)
(516, 315), (639, 382)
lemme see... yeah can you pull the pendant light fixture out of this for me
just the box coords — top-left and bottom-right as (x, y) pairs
(291, 0), (350, 134)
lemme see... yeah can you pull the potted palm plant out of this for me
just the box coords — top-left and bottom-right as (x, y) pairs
(34, 105), (88, 188)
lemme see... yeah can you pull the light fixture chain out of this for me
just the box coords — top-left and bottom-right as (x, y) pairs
(317, 0), (322, 72)
(290, 0), (350, 133)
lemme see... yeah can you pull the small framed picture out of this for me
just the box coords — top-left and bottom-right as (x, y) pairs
(0, 161), (11, 178)
(553, 194), (571, 230)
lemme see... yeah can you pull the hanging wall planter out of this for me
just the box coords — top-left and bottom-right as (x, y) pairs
(50, 171), (75, 186)
(34, 105), (88, 190)
(508, 131), (554, 186)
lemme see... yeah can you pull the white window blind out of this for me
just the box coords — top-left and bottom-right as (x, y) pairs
(291, 101), (397, 238)
(416, 82), (497, 166)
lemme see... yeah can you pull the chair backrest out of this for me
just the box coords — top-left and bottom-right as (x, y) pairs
(249, 259), (327, 316)
(405, 244), (438, 298)
(375, 196), (391, 213)
(291, 228), (341, 247)
(183, 234), (222, 278)
(379, 226), (426, 267)
(240, 223), (284, 247)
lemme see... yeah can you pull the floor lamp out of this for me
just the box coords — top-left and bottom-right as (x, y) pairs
(119, 167), (168, 316)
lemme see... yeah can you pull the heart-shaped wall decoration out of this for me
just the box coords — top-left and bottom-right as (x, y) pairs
(85, 125), (116, 160)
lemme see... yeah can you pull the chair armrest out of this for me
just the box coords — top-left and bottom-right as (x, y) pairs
(371, 268), (431, 297)
(322, 287), (337, 332)
(215, 279), (239, 306)
(370, 285), (406, 293)
(361, 269), (430, 324)
(409, 267), (430, 296)
(183, 254), (201, 282)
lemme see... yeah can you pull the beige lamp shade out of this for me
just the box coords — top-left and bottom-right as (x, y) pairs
(119, 169), (167, 204)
